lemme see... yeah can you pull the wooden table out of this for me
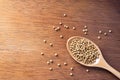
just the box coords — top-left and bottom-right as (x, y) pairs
(0, 0), (120, 80)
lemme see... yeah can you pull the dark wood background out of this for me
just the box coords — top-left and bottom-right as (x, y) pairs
(0, 0), (120, 80)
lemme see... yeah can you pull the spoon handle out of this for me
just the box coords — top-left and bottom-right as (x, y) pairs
(100, 60), (120, 79)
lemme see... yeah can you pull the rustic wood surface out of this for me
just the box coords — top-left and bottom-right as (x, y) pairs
(0, 0), (120, 80)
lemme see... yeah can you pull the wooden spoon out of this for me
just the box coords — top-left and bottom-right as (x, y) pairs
(66, 36), (120, 79)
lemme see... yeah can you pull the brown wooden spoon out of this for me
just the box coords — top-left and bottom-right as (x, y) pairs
(66, 36), (120, 79)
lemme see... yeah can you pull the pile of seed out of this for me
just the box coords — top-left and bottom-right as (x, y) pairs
(69, 37), (100, 64)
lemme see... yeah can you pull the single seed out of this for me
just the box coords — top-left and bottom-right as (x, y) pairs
(84, 25), (87, 28)
(72, 27), (76, 30)
(98, 30), (102, 34)
(49, 60), (53, 63)
(97, 36), (101, 40)
(54, 53), (58, 57)
(104, 32), (107, 36)
(41, 52), (44, 55)
(60, 35), (63, 39)
(69, 73), (73, 76)
(59, 22), (63, 25)
(49, 67), (53, 71)
(53, 26), (56, 29)
(65, 26), (69, 29)
(109, 30), (112, 33)
(84, 32), (88, 35)
(57, 64), (61, 67)
(70, 67), (74, 71)
(55, 27), (60, 31)
(50, 43), (53, 47)
(47, 61), (50, 65)
(86, 69), (89, 72)
(43, 40), (47, 43)
(63, 14), (67, 17)
(64, 62), (67, 66)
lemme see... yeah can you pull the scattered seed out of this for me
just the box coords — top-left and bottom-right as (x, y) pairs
(55, 27), (60, 31)
(84, 25), (87, 28)
(41, 52), (44, 55)
(60, 35), (63, 39)
(72, 27), (76, 30)
(53, 26), (56, 29)
(97, 36), (101, 40)
(86, 69), (89, 72)
(70, 67), (74, 71)
(104, 32), (107, 36)
(57, 64), (61, 67)
(69, 73), (73, 76)
(59, 22), (63, 25)
(109, 30), (112, 33)
(49, 67), (53, 71)
(98, 30), (102, 34)
(47, 61), (50, 65)
(50, 43), (53, 47)
(54, 53), (58, 57)
(49, 60), (53, 63)
(65, 25), (69, 29)
(84, 32), (88, 35)
(63, 14), (67, 17)
(43, 40), (47, 43)
(64, 62), (67, 66)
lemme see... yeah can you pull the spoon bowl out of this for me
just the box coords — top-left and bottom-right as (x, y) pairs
(66, 36), (120, 79)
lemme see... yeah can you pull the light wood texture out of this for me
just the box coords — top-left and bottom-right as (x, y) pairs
(0, 0), (120, 80)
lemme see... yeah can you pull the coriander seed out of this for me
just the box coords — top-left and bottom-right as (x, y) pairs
(84, 25), (87, 28)
(97, 36), (101, 40)
(64, 62), (67, 66)
(49, 60), (53, 63)
(72, 27), (76, 30)
(59, 22), (63, 25)
(41, 52), (44, 55)
(47, 61), (50, 65)
(60, 35), (63, 39)
(49, 67), (53, 71)
(104, 32), (107, 36)
(50, 43), (53, 47)
(57, 64), (61, 67)
(43, 40), (47, 43)
(63, 14), (67, 17)
(86, 69), (89, 72)
(109, 30), (112, 33)
(70, 67), (74, 71)
(69, 73), (73, 76)
(98, 30), (102, 34)
(54, 53), (58, 57)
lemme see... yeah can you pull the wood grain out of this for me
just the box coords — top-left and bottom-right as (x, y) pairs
(0, 0), (120, 80)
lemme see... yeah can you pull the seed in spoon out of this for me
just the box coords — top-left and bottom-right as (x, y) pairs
(67, 36), (100, 65)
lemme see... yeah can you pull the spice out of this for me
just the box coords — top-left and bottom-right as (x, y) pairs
(86, 69), (89, 72)
(69, 73), (73, 76)
(55, 27), (60, 31)
(108, 30), (112, 33)
(49, 60), (53, 63)
(43, 40), (47, 43)
(49, 68), (53, 71)
(57, 64), (61, 67)
(84, 25), (87, 28)
(41, 52), (44, 55)
(47, 61), (50, 65)
(84, 32), (88, 35)
(97, 36), (101, 40)
(63, 14), (67, 17)
(64, 25), (69, 29)
(64, 62), (67, 66)
(98, 30), (102, 34)
(59, 22), (63, 25)
(54, 53), (58, 57)
(60, 35), (63, 39)
(72, 27), (76, 30)
(68, 37), (100, 64)
(104, 32), (107, 36)
(70, 67), (74, 71)
(50, 43), (53, 47)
